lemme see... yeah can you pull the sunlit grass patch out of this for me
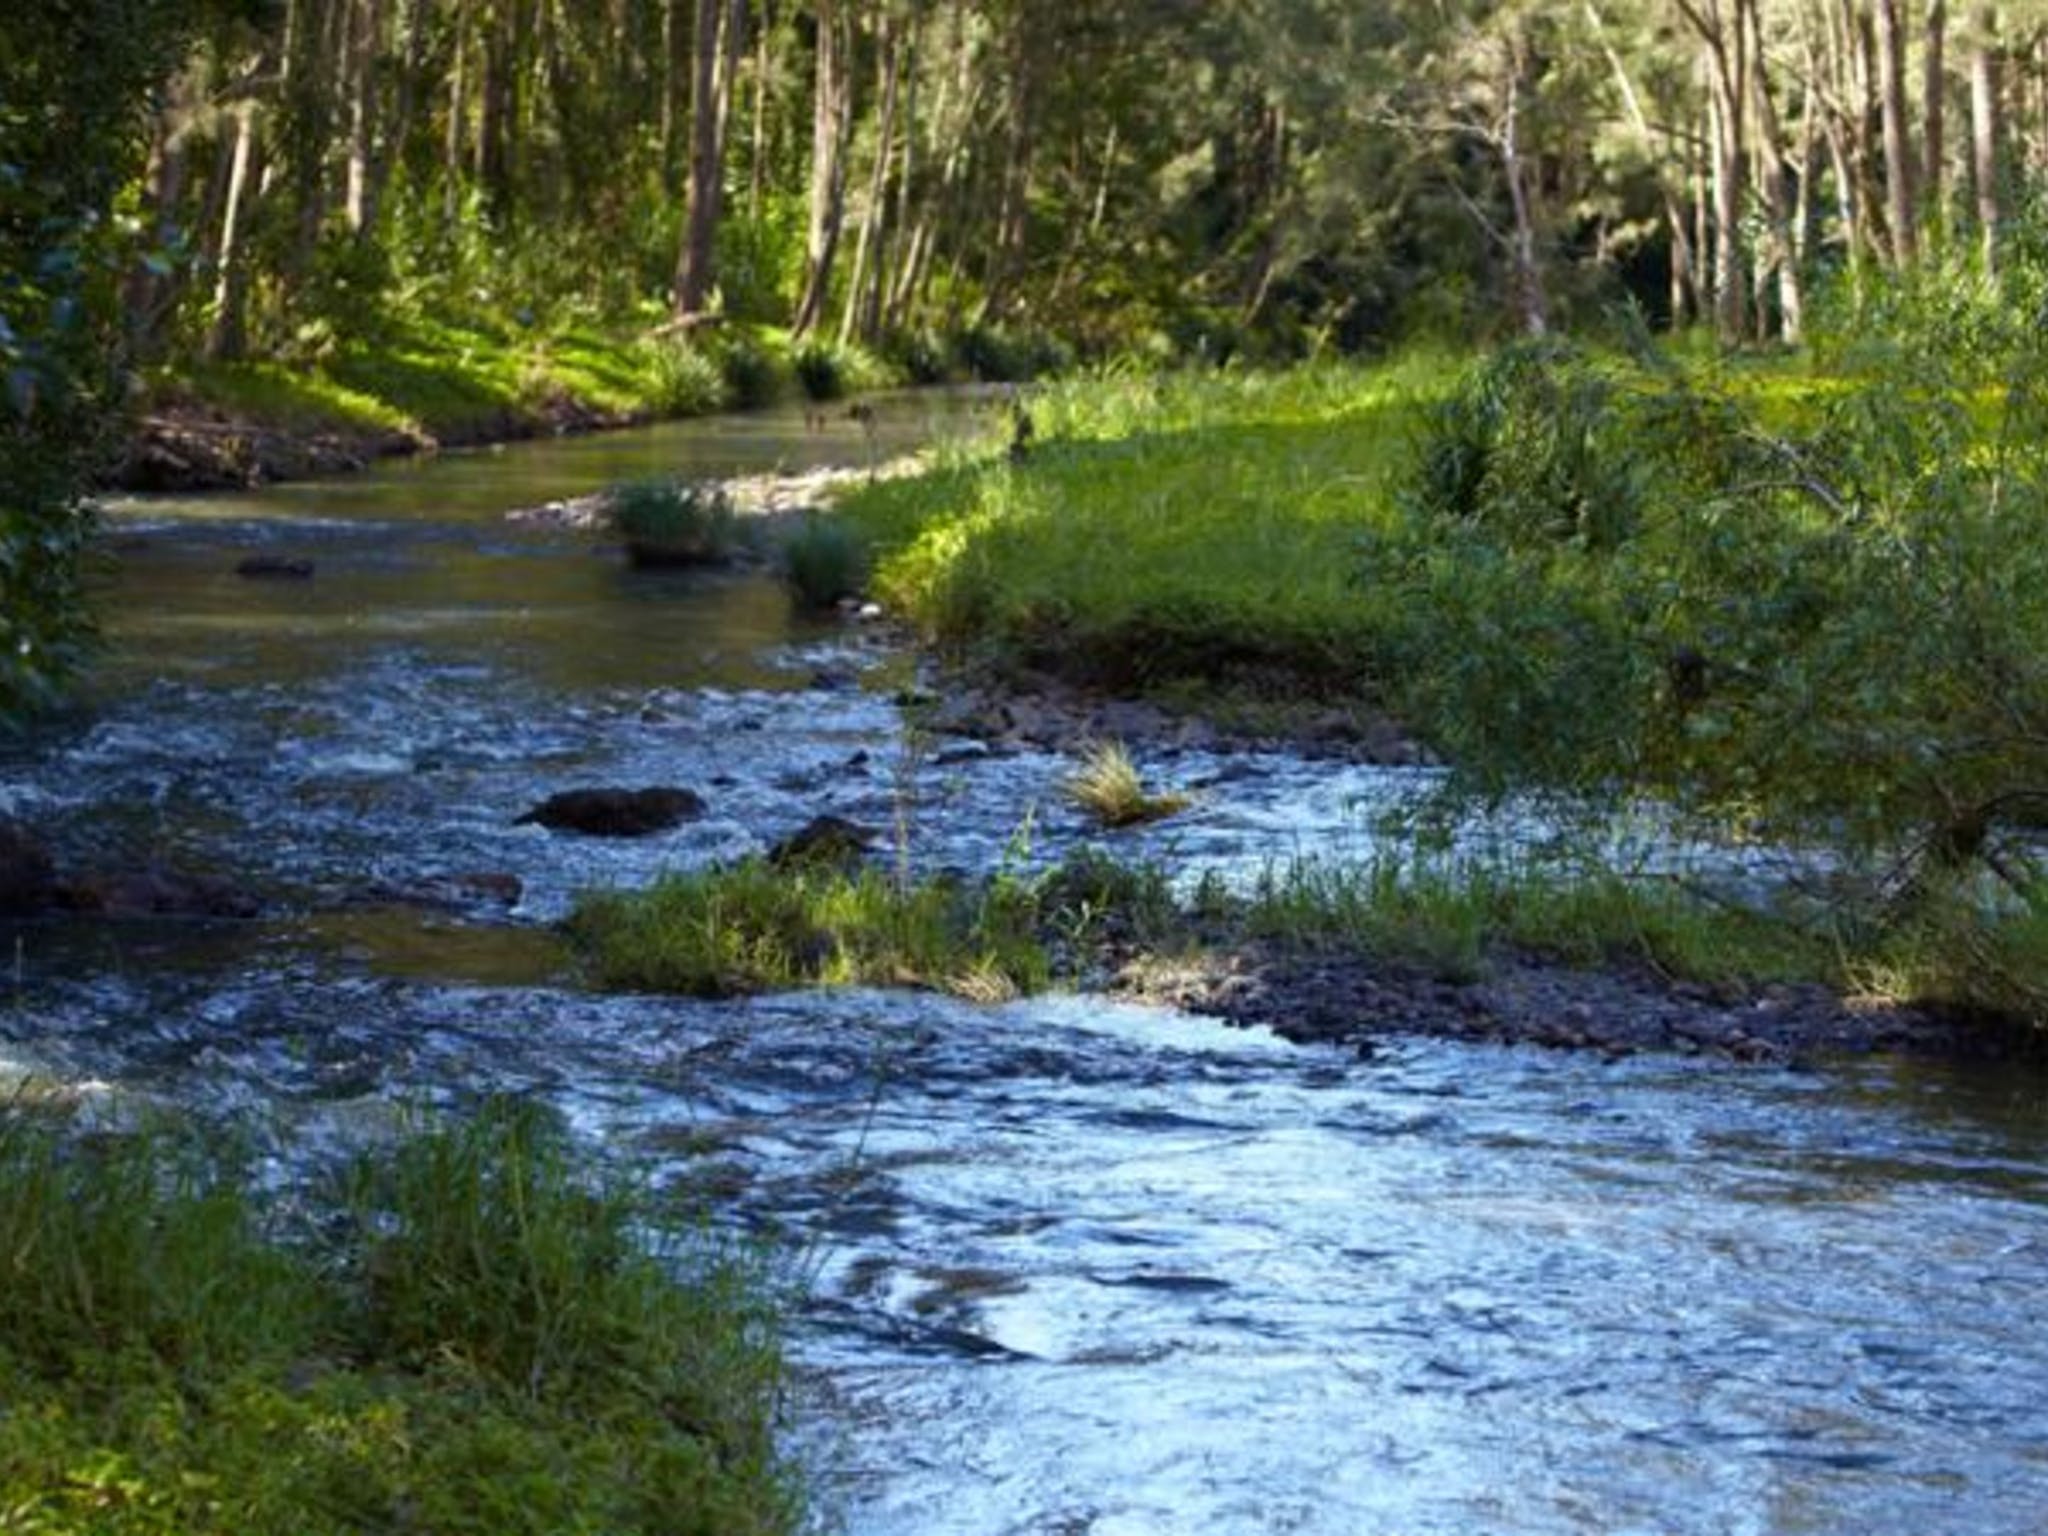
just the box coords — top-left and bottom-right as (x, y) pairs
(1063, 741), (1191, 828)
(566, 858), (1052, 1000)
(0, 1103), (799, 1536)
(1240, 856), (1837, 988)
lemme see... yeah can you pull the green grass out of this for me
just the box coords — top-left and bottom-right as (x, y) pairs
(1063, 741), (1192, 828)
(1239, 856), (1837, 988)
(0, 1103), (798, 1536)
(567, 858), (1053, 1001)
(839, 357), (1457, 697)
(151, 314), (908, 451)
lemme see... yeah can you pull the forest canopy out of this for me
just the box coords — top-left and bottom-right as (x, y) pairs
(44, 0), (2048, 365)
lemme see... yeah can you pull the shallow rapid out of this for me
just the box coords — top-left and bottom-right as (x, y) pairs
(3, 396), (2045, 1534)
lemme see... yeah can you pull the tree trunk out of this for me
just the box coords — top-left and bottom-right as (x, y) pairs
(345, 0), (383, 236)
(1876, 0), (1919, 264)
(207, 103), (262, 363)
(1923, 0), (1948, 228)
(1744, 0), (1803, 342)
(840, 10), (902, 343)
(1500, 58), (1548, 337)
(793, 0), (851, 336)
(673, 0), (732, 316)
(1970, 2), (2001, 268)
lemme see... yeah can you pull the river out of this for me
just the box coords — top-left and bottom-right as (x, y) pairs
(3, 395), (2045, 1534)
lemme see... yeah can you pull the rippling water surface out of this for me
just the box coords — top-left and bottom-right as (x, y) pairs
(4, 396), (2045, 1534)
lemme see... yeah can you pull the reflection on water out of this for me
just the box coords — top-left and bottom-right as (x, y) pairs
(3, 395), (2047, 1534)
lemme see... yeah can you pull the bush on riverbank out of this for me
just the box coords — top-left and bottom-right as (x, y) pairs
(836, 328), (2048, 1026)
(0, 1103), (798, 1536)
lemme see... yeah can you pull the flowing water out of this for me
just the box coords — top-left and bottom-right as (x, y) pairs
(3, 396), (2046, 1534)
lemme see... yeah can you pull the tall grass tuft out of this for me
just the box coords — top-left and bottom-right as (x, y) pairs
(1063, 741), (1191, 828)
(611, 477), (740, 566)
(568, 858), (1050, 1000)
(781, 515), (869, 609)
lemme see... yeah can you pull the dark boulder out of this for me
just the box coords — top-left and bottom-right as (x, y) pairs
(0, 821), (57, 914)
(58, 864), (262, 920)
(236, 555), (315, 579)
(767, 814), (878, 870)
(516, 786), (706, 837)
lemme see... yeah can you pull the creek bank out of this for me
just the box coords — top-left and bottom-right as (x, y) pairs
(113, 389), (643, 493)
(505, 455), (931, 536)
(1113, 940), (1983, 1064)
(908, 665), (1432, 766)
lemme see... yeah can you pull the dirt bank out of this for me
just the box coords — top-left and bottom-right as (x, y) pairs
(1113, 939), (2009, 1065)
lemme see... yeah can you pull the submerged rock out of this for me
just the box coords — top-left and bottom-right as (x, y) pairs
(0, 821), (57, 914)
(58, 864), (262, 920)
(515, 786), (706, 837)
(767, 814), (879, 870)
(235, 555), (316, 579)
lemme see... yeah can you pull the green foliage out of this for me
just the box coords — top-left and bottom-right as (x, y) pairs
(0, 0), (196, 722)
(954, 325), (1075, 383)
(0, 1105), (798, 1536)
(610, 477), (740, 564)
(1242, 857), (1832, 988)
(713, 333), (785, 409)
(634, 336), (728, 416)
(781, 514), (869, 609)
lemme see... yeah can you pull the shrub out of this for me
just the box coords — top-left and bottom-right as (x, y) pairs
(715, 334), (783, 409)
(610, 478), (739, 565)
(636, 337), (727, 416)
(781, 515), (869, 609)
(791, 340), (848, 401)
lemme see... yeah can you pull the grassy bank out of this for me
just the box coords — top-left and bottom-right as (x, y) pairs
(145, 316), (905, 454)
(840, 359), (1455, 699)
(567, 841), (2048, 1036)
(0, 1102), (798, 1536)
(835, 331), (2048, 1030)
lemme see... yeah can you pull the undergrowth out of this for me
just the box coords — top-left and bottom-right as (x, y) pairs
(0, 1102), (798, 1536)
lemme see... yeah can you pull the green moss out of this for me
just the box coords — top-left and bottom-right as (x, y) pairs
(0, 1104), (799, 1536)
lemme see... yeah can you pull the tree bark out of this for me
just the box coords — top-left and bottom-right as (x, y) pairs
(1876, 0), (1919, 264)
(1744, 0), (1803, 342)
(673, 0), (732, 316)
(345, 0), (383, 236)
(207, 103), (262, 362)
(840, 10), (902, 343)
(793, 0), (851, 336)
(1970, 2), (2001, 268)
(1923, 0), (1948, 228)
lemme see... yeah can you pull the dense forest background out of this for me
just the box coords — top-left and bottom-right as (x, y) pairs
(9, 0), (2048, 717)
(54, 0), (2048, 366)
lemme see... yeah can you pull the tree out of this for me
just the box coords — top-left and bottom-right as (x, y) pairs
(0, 0), (203, 719)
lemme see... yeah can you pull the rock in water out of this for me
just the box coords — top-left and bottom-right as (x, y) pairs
(235, 556), (315, 579)
(767, 814), (878, 870)
(0, 821), (56, 914)
(515, 787), (707, 837)
(57, 864), (262, 919)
